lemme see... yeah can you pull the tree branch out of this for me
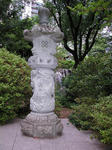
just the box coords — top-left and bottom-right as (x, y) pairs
(63, 1), (79, 65)
(51, 11), (60, 27)
(82, 27), (100, 59)
(79, 32), (82, 58)
(64, 1), (76, 41)
(77, 15), (82, 31)
(89, 28), (99, 50)
(63, 37), (74, 54)
(85, 27), (93, 51)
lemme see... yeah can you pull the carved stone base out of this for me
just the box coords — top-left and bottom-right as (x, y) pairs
(21, 112), (63, 138)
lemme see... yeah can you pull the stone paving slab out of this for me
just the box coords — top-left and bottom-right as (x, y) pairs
(0, 119), (112, 150)
(0, 119), (19, 150)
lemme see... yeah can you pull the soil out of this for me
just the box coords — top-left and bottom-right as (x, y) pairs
(57, 108), (73, 118)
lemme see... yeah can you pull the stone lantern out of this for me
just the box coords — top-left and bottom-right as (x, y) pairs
(21, 7), (64, 138)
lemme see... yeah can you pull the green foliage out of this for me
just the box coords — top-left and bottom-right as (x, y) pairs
(58, 59), (74, 69)
(0, 49), (32, 124)
(69, 95), (112, 144)
(0, 0), (15, 19)
(0, 16), (39, 59)
(59, 52), (112, 144)
(91, 95), (112, 144)
(55, 47), (74, 69)
(62, 53), (112, 102)
(55, 86), (71, 108)
(46, 0), (112, 68)
(69, 103), (93, 130)
(0, 0), (39, 59)
(89, 34), (107, 55)
(69, 97), (97, 130)
(70, 0), (111, 17)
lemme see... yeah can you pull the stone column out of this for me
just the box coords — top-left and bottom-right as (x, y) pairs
(21, 7), (64, 138)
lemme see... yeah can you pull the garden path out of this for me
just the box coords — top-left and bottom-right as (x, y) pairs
(0, 119), (111, 150)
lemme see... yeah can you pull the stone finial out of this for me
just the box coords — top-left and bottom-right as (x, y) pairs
(38, 7), (50, 25)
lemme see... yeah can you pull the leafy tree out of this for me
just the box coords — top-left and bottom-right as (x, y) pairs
(0, 0), (39, 59)
(0, 0), (12, 19)
(102, 26), (112, 54)
(46, 0), (112, 68)
(88, 33), (107, 55)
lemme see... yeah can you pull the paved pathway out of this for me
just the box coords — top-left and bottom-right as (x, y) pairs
(0, 119), (112, 150)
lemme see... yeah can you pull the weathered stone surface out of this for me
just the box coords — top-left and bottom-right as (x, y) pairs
(21, 7), (64, 138)
(24, 14), (63, 113)
(30, 68), (55, 113)
(38, 7), (50, 25)
(21, 112), (63, 138)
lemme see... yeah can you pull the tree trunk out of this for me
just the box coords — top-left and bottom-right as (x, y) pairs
(73, 61), (80, 69)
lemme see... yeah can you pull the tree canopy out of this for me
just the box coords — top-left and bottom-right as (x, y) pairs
(0, 0), (38, 59)
(46, 0), (112, 68)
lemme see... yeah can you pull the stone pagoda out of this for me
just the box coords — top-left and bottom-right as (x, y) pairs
(21, 7), (64, 138)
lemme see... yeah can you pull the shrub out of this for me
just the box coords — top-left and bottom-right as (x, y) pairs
(55, 86), (72, 107)
(69, 103), (93, 130)
(0, 48), (32, 124)
(91, 95), (112, 144)
(55, 47), (74, 69)
(69, 95), (112, 144)
(62, 53), (112, 103)
(69, 97), (96, 130)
